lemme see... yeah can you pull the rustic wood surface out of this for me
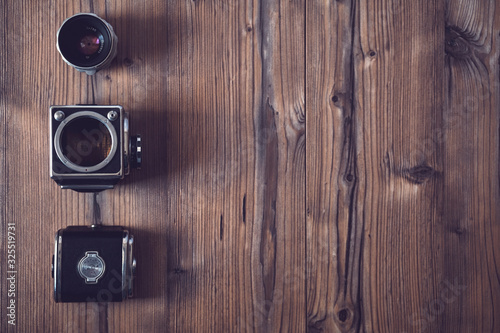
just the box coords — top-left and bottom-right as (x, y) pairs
(0, 0), (499, 332)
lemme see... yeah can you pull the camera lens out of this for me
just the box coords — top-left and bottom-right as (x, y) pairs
(61, 117), (112, 167)
(57, 13), (117, 75)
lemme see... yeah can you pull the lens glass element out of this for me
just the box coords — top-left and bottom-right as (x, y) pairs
(79, 34), (101, 56)
(60, 117), (112, 167)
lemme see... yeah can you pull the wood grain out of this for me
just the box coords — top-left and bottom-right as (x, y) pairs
(306, 0), (361, 331)
(0, 0), (499, 332)
(306, 0), (500, 332)
(442, 1), (500, 331)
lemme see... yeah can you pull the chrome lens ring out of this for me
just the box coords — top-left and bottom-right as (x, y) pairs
(54, 111), (118, 173)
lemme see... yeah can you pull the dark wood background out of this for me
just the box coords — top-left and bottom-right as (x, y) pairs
(1, 0), (499, 332)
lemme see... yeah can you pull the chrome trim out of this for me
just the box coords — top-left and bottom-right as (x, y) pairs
(121, 231), (129, 299)
(123, 113), (130, 175)
(53, 171), (123, 178)
(60, 184), (115, 191)
(50, 107), (55, 178)
(53, 233), (63, 302)
(120, 230), (135, 299)
(127, 236), (135, 297)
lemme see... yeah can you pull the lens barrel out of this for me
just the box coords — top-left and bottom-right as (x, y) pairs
(57, 13), (118, 75)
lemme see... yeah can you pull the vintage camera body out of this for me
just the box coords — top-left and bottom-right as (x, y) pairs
(52, 225), (136, 302)
(50, 105), (141, 192)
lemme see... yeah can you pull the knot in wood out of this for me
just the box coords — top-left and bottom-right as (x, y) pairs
(445, 27), (471, 59)
(402, 164), (436, 185)
(337, 308), (350, 322)
(173, 267), (187, 275)
(123, 57), (134, 67)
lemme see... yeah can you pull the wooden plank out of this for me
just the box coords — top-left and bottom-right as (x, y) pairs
(306, 0), (500, 332)
(249, 0), (306, 331)
(356, 1), (449, 331)
(306, 0), (363, 331)
(442, 0), (500, 331)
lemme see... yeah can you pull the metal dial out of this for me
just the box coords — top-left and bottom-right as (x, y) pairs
(78, 251), (105, 284)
